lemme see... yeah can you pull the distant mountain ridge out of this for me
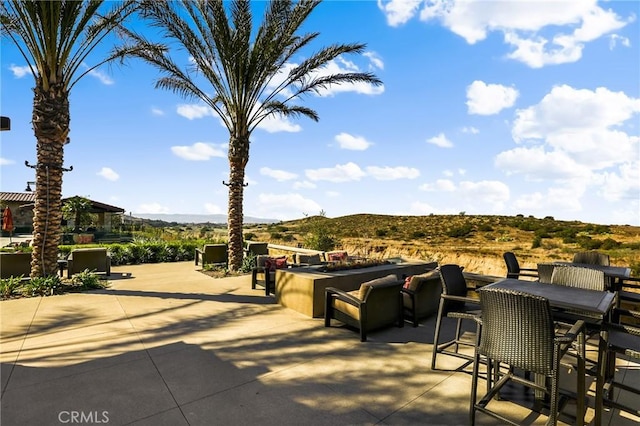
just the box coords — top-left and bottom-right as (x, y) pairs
(130, 213), (279, 224)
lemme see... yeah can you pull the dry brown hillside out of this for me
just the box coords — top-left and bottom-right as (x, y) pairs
(244, 214), (640, 277)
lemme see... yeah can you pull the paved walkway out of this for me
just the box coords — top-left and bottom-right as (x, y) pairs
(1, 262), (637, 425)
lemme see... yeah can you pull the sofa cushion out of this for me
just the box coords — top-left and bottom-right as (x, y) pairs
(406, 270), (440, 292)
(264, 256), (287, 271)
(296, 253), (323, 265)
(327, 251), (348, 262)
(358, 274), (398, 300)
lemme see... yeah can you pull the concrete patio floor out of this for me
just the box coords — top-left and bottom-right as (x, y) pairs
(1, 261), (638, 425)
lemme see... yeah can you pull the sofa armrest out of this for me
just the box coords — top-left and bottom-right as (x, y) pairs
(325, 287), (362, 308)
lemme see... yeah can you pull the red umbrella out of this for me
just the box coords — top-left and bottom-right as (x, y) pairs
(2, 206), (14, 244)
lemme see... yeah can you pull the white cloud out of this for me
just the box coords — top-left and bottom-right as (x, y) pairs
(461, 126), (479, 134)
(255, 114), (302, 133)
(171, 142), (226, 161)
(326, 191), (340, 197)
(419, 179), (456, 192)
(293, 180), (317, 189)
(0, 158), (15, 166)
(597, 161), (640, 202)
(136, 203), (170, 214)
(511, 85), (640, 170)
(364, 51), (385, 70)
(335, 133), (372, 150)
(305, 162), (366, 182)
(399, 0), (632, 67)
(260, 167), (298, 181)
(409, 201), (439, 215)
(204, 203), (224, 214)
(418, 178), (509, 211)
(466, 80), (518, 115)
(255, 193), (322, 220)
(88, 68), (114, 85)
(151, 107), (165, 116)
(609, 34), (631, 50)
(177, 104), (215, 120)
(97, 167), (119, 181)
(427, 132), (453, 148)
(514, 185), (585, 213)
(9, 64), (32, 78)
(457, 180), (510, 211)
(495, 146), (592, 181)
(366, 166), (420, 180)
(377, 0), (422, 27)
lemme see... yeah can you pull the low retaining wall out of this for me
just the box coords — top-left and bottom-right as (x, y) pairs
(275, 260), (438, 318)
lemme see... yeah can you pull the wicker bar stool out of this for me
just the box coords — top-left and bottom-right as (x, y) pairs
(470, 287), (586, 426)
(431, 264), (480, 371)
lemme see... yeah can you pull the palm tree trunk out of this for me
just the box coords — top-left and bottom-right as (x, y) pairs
(30, 82), (69, 277)
(226, 135), (249, 271)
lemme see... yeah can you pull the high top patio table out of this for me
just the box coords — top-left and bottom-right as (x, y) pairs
(482, 278), (617, 423)
(485, 278), (616, 315)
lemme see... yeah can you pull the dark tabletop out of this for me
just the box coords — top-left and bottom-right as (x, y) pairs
(484, 278), (616, 316)
(552, 262), (631, 279)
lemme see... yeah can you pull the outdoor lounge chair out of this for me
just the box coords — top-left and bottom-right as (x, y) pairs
(470, 286), (585, 426)
(0, 251), (31, 279)
(324, 273), (403, 342)
(67, 248), (111, 278)
(292, 253), (324, 266)
(251, 255), (287, 296)
(195, 243), (228, 267)
(244, 241), (269, 257)
(401, 269), (441, 327)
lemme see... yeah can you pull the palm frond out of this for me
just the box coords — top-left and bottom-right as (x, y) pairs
(1, 0), (139, 91)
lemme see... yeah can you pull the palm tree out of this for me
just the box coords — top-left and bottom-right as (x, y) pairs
(1, 1), (138, 277)
(123, 0), (382, 271)
(62, 196), (94, 233)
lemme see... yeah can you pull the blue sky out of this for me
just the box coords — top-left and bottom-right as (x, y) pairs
(1, 0), (639, 226)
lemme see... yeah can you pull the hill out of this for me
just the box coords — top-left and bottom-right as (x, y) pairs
(130, 213), (278, 225)
(243, 213), (640, 276)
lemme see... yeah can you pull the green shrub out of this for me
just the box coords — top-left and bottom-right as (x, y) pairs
(244, 232), (256, 240)
(531, 236), (542, 249)
(375, 229), (388, 237)
(302, 211), (338, 252)
(270, 232), (283, 239)
(70, 269), (108, 290)
(600, 238), (621, 250)
(577, 236), (603, 250)
(1, 276), (23, 298)
(412, 231), (426, 238)
(23, 275), (62, 297)
(446, 224), (473, 238)
(282, 234), (295, 242)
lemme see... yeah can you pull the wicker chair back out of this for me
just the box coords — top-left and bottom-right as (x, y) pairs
(478, 287), (555, 375)
(573, 251), (610, 266)
(550, 265), (606, 291)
